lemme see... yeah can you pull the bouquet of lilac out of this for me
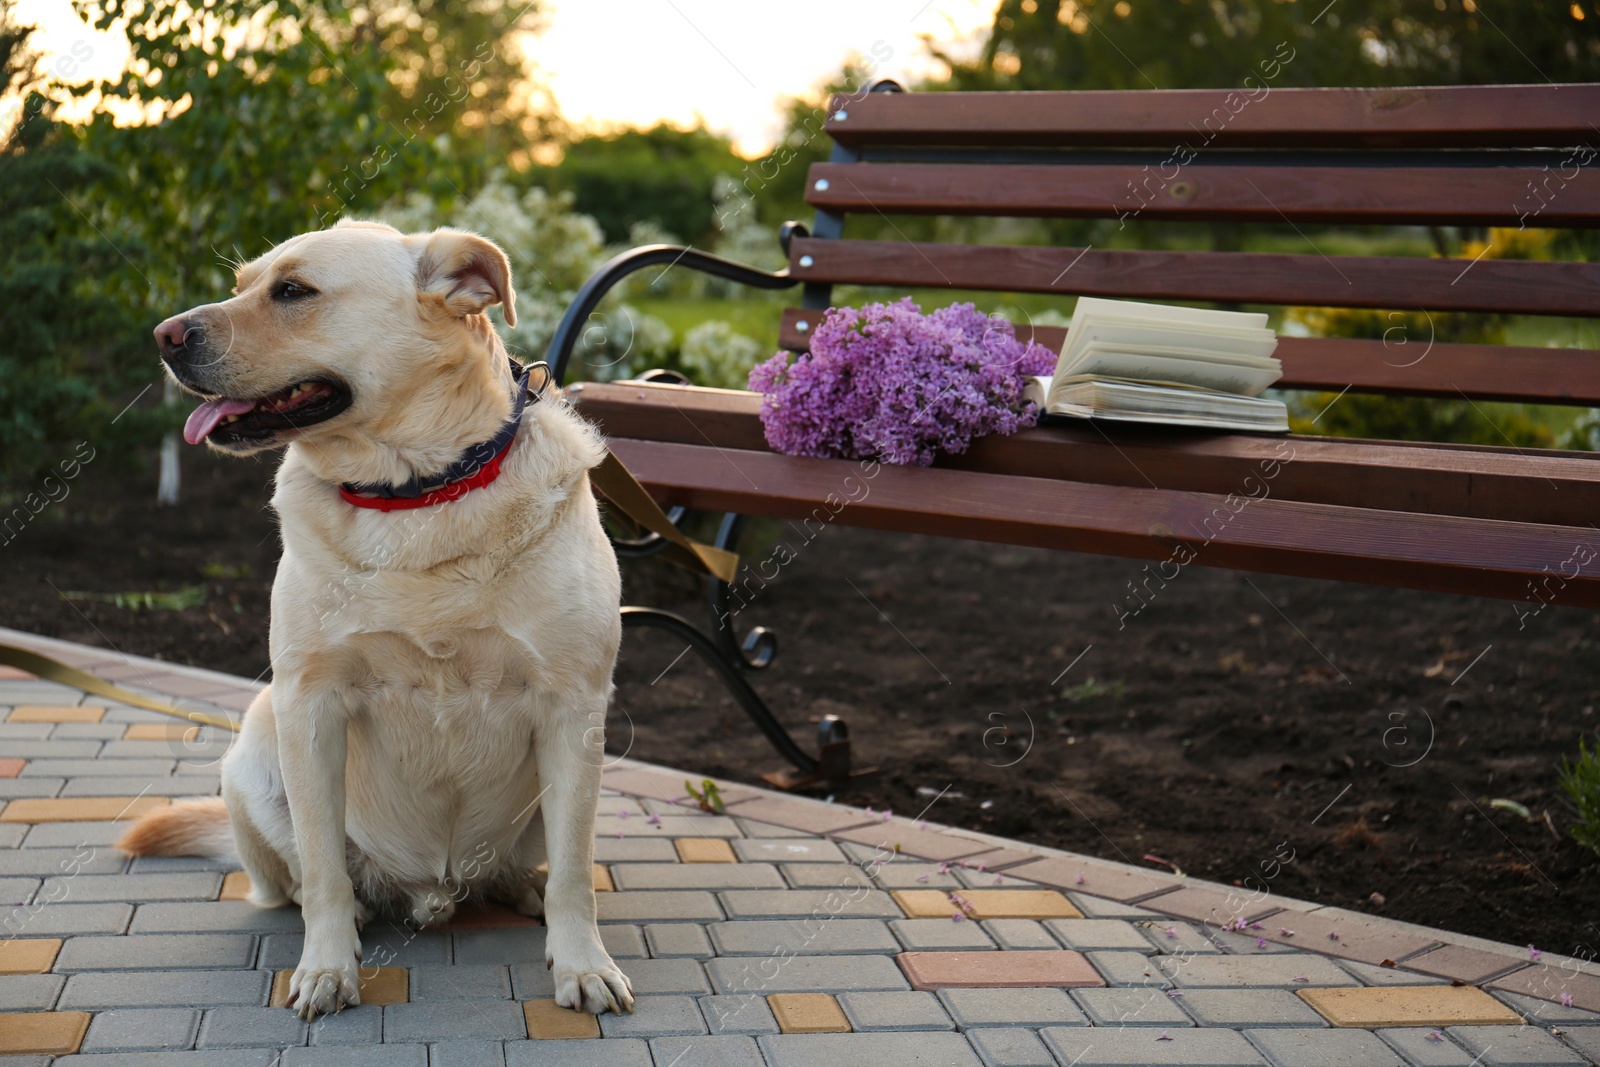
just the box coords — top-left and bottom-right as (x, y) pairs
(747, 298), (1059, 467)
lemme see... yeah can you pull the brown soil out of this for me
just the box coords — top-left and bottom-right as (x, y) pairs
(2, 450), (1595, 953)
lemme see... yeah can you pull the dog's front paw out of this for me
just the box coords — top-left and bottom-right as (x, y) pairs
(289, 936), (361, 1019)
(552, 954), (634, 1015)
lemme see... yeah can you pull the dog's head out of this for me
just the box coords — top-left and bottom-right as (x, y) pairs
(154, 220), (518, 457)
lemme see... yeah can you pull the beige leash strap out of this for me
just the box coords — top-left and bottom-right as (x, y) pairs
(0, 643), (242, 733)
(590, 451), (740, 584)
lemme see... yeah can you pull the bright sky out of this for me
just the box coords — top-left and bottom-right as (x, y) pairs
(11, 0), (997, 156)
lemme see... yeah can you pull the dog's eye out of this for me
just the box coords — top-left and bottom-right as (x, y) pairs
(274, 280), (317, 301)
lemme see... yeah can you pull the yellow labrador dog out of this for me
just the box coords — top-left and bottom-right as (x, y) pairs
(119, 220), (633, 1019)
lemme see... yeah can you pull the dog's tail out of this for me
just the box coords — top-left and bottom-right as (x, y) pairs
(116, 798), (235, 860)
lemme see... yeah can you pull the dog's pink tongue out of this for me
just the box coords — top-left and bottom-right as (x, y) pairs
(183, 398), (256, 445)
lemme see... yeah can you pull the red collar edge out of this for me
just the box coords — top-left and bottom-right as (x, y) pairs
(338, 436), (516, 512)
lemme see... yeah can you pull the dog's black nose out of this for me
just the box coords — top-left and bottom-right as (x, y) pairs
(154, 315), (194, 364)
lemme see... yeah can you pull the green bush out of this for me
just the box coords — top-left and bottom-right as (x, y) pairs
(1560, 737), (1600, 856)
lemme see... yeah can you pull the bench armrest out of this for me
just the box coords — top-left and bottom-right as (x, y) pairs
(546, 225), (806, 384)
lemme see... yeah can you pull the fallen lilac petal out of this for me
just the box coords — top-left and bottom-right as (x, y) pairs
(1426, 1030), (1444, 1042)
(1249, 921), (1264, 930)
(993, 875), (1005, 885)
(916, 873), (931, 883)
(617, 809), (632, 819)
(1529, 944), (1543, 961)
(645, 813), (662, 826)
(1165, 927), (1178, 938)
(1165, 989), (1184, 998)
(1156, 1031), (1173, 1041)
(1562, 993), (1575, 1007)
(1329, 932), (1341, 942)
(1075, 874), (1087, 885)
(1293, 976), (1310, 982)
(1256, 938), (1268, 948)
(951, 912), (966, 922)
(1280, 928), (1295, 937)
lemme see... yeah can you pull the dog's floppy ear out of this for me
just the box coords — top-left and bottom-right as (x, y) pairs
(417, 228), (518, 328)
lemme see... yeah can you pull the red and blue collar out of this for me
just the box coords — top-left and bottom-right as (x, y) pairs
(338, 360), (546, 512)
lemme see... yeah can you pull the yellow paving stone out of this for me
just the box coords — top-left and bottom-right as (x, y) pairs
(218, 870), (252, 901)
(0, 939), (61, 974)
(593, 864), (614, 892)
(0, 1011), (91, 1054)
(524, 999), (601, 1039)
(271, 967), (408, 1008)
(0, 796), (169, 823)
(675, 838), (737, 863)
(958, 889), (1082, 920)
(7, 706), (104, 724)
(123, 722), (201, 741)
(769, 993), (851, 1033)
(1299, 985), (1523, 1027)
(895, 889), (965, 918)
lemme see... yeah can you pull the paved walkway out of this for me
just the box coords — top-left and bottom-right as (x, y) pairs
(0, 626), (1595, 1066)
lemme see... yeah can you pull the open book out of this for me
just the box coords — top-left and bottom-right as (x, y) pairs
(1024, 297), (1289, 433)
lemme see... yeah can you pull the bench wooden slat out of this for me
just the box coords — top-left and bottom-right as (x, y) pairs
(788, 238), (1600, 319)
(572, 381), (1600, 528)
(604, 435), (1600, 609)
(805, 161), (1600, 229)
(825, 85), (1600, 150)
(774, 309), (1600, 407)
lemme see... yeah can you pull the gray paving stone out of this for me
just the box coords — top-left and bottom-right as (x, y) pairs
(1181, 989), (1327, 1027)
(938, 986), (1088, 1028)
(718, 889), (901, 920)
(61, 777), (219, 796)
(1066, 893), (1163, 919)
(1043, 1026), (1268, 1066)
(131, 901), (302, 933)
(22, 757), (176, 777)
(873, 865), (965, 889)
(80, 1007), (202, 1053)
(1045, 918), (1154, 953)
(1248, 1027), (1406, 1067)
(708, 918), (897, 956)
(1377, 1028), (1479, 1067)
(1492, 991), (1600, 1025)
(0, 972), (64, 1009)
(428, 1041), (506, 1067)
(967, 1027), (1057, 1067)
(129, 854), (238, 873)
(0, 851), (125, 876)
(598, 994), (707, 1037)
(452, 927), (546, 966)
(732, 838), (847, 864)
(778, 863), (876, 890)
(761, 1032), (982, 1067)
(0, 875), (38, 903)
(645, 921), (714, 959)
(1086, 949), (1172, 986)
(285, 1046), (428, 1066)
(1208, 930), (1298, 955)
(0, 723), (54, 739)
(0, 901), (132, 935)
(0, 778), (65, 798)
(102, 740), (233, 761)
(273, 928), (449, 969)
(736, 817), (811, 838)
(503, 1038), (651, 1066)
(891, 917), (998, 951)
(38, 871), (222, 902)
(592, 837), (679, 862)
(1559, 1028), (1600, 1063)
(701, 993), (780, 1035)
(1, 740), (107, 758)
(981, 919), (1056, 951)
(56, 1052), (282, 1067)
(1446, 1025), (1588, 1066)
(602, 923), (648, 960)
(507, 963), (556, 1001)
(595, 890), (723, 923)
(51, 723), (126, 738)
(1072, 986), (1194, 1027)
(1341, 959), (1450, 986)
(60, 969), (271, 1008)
(650, 1034), (764, 1067)
(384, 1000), (528, 1042)
(0, 824), (25, 847)
(55, 932), (256, 971)
(594, 814), (739, 837)
(706, 954), (910, 995)
(308, 1003), (382, 1045)
(1141, 921), (1227, 955)
(408, 965), (512, 1001)
(197, 1006), (310, 1048)
(619, 957), (710, 994)
(1159, 954), (1360, 988)
(610, 862), (785, 891)
(838, 990), (954, 1031)
(21, 821), (125, 848)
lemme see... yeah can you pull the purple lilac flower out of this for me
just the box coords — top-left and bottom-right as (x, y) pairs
(748, 299), (1057, 467)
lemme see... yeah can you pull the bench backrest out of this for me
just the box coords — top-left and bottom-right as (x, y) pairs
(778, 84), (1600, 408)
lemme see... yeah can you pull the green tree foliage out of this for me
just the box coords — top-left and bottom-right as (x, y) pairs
(540, 123), (746, 244)
(937, 0), (1600, 92)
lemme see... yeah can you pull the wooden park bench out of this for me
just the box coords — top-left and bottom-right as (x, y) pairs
(547, 82), (1600, 788)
